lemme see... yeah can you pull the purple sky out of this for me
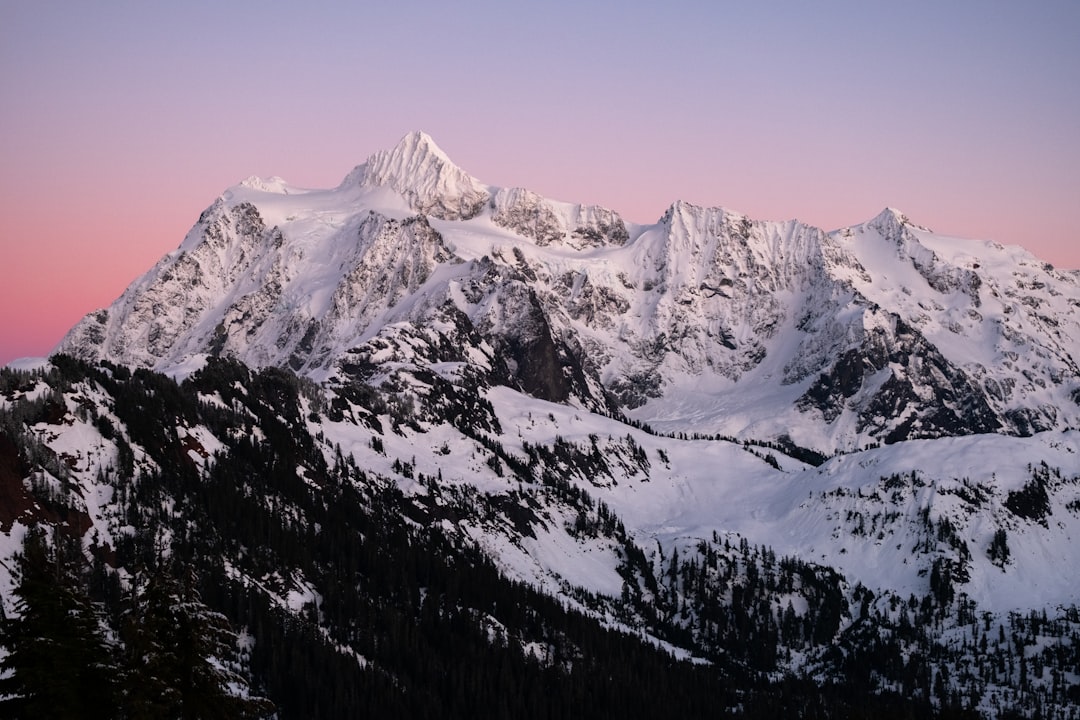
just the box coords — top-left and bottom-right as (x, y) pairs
(2, 1), (1078, 365)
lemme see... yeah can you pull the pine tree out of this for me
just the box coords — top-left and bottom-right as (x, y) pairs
(120, 559), (273, 720)
(120, 561), (182, 719)
(0, 526), (118, 719)
(989, 528), (1011, 567)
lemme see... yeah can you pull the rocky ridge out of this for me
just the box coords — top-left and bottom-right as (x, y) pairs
(59, 133), (1080, 453)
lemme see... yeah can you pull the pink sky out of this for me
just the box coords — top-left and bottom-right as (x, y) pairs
(2, 2), (1078, 366)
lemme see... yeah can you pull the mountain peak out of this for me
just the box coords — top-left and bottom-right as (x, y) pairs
(871, 206), (908, 227)
(864, 207), (935, 235)
(395, 129), (451, 163)
(361, 130), (455, 176)
(340, 131), (489, 220)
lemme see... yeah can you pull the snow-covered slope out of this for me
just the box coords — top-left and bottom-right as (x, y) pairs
(7, 358), (1079, 616)
(4, 353), (1079, 719)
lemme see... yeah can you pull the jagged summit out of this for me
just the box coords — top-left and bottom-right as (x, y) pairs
(865, 206), (909, 234)
(341, 130), (456, 187)
(391, 129), (450, 162)
(339, 130), (489, 220)
(873, 206), (909, 224)
(852, 206), (936, 239)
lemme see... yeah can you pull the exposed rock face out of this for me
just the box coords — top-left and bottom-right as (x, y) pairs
(62, 201), (276, 368)
(488, 283), (571, 403)
(798, 314), (1002, 442)
(490, 187), (629, 249)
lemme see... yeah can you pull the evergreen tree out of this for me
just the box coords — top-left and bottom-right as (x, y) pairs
(988, 528), (1011, 567)
(0, 526), (118, 719)
(120, 559), (273, 720)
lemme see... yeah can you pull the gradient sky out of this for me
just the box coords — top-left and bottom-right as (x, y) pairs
(2, 0), (1078, 365)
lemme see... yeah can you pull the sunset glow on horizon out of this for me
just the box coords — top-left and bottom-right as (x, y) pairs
(2, 1), (1078, 366)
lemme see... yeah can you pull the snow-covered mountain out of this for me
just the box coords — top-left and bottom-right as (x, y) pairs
(59, 131), (1080, 453)
(10, 131), (1080, 716)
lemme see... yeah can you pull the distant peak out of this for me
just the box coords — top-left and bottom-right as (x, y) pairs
(394, 130), (450, 162)
(863, 207), (933, 238)
(358, 131), (455, 179)
(661, 199), (743, 225)
(341, 131), (489, 220)
(873, 207), (908, 225)
(340, 131), (451, 186)
(661, 199), (704, 221)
